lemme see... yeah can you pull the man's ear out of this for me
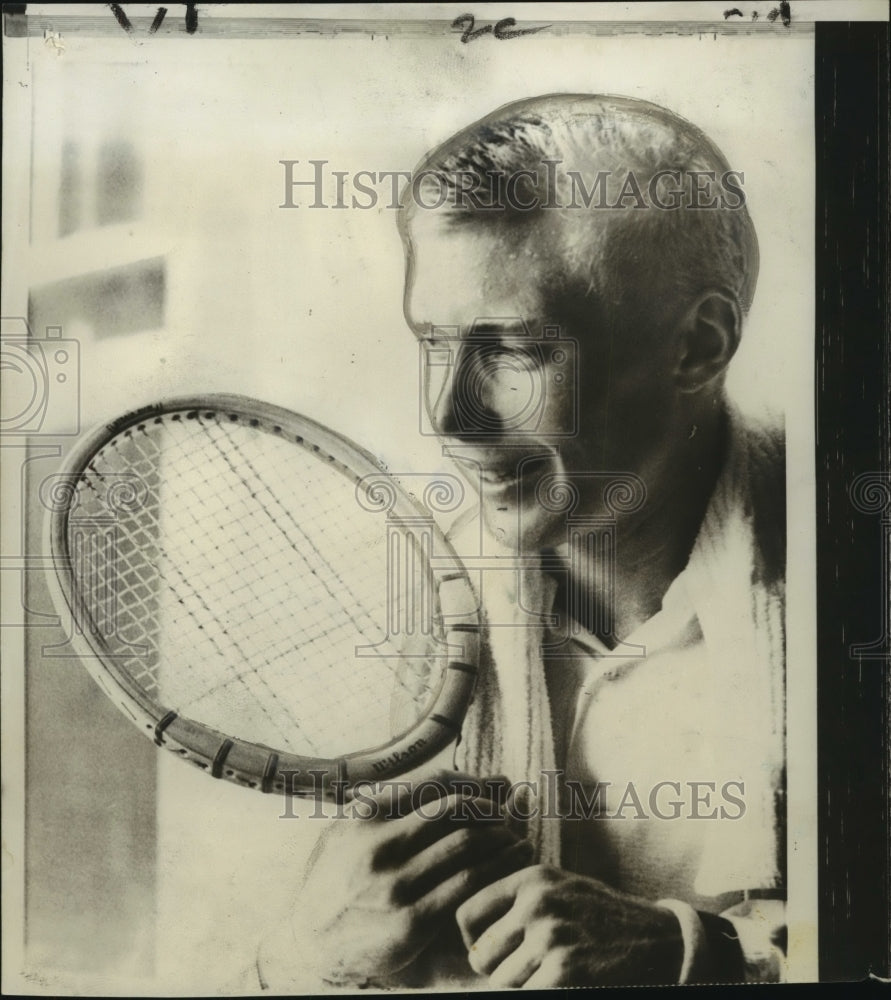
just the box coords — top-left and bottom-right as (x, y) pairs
(673, 290), (741, 393)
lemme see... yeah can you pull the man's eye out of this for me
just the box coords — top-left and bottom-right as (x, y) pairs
(480, 342), (541, 370)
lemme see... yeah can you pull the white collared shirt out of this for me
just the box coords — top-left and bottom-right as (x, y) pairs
(546, 565), (748, 914)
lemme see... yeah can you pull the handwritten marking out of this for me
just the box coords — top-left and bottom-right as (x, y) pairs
(451, 13), (548, 44)
(722, 3), (789, 24)
(185, 2), (198, 34)
(492, 17), (546, 40)
(44, 29), (65, 55)
(149, 6), (167, 33)
(108, 3), (132, 33)
(452, 13), (491, 42)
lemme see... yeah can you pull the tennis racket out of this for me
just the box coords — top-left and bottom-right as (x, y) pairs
(45, 394), (480, 798)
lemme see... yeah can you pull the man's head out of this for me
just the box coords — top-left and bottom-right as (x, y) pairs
(398, 94), (759, 550)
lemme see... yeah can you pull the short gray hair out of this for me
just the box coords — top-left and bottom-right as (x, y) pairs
(400, 94), (759, 323)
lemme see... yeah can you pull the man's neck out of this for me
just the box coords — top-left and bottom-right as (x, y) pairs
(566, 402), (730, 645)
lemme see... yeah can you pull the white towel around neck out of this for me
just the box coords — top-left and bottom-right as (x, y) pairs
(447, 406), (785, 892)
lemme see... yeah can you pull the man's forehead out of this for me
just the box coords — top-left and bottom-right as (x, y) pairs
(402, 219), (620, 346)
(406, 204), (516, 240)
(404, 205), (596, 268)
(404, 211), (552, 321)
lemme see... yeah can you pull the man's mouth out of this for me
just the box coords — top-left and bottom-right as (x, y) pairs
(478, 467), (519, 485)
(450, 451), (555, 488)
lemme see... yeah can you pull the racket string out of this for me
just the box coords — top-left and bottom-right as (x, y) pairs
(215, 419), (388, 647)
(70, 412), (445, 757)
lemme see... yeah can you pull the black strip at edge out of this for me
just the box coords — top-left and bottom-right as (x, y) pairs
(815, 20), (890, 983)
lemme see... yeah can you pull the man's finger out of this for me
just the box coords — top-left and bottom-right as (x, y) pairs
(455, 866), (528, 948)
(465, 909), (524, 975)
(489, 943), (542, 988)
(521, 949), (566, 989)
(393, 823), (521, 905)
(415, 836), (534, 922)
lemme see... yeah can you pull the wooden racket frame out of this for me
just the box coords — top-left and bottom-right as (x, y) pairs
(46, 394), (480, 798)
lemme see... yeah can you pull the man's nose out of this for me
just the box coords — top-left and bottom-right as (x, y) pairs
(427, 341), (532, 439)
(428, 342), (484, 439)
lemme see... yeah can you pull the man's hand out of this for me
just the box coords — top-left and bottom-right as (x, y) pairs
(455, 864), (684, 987)
(261, 775), (533, 988)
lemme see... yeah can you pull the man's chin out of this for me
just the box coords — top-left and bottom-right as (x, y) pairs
(480, 496), (564, 554)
